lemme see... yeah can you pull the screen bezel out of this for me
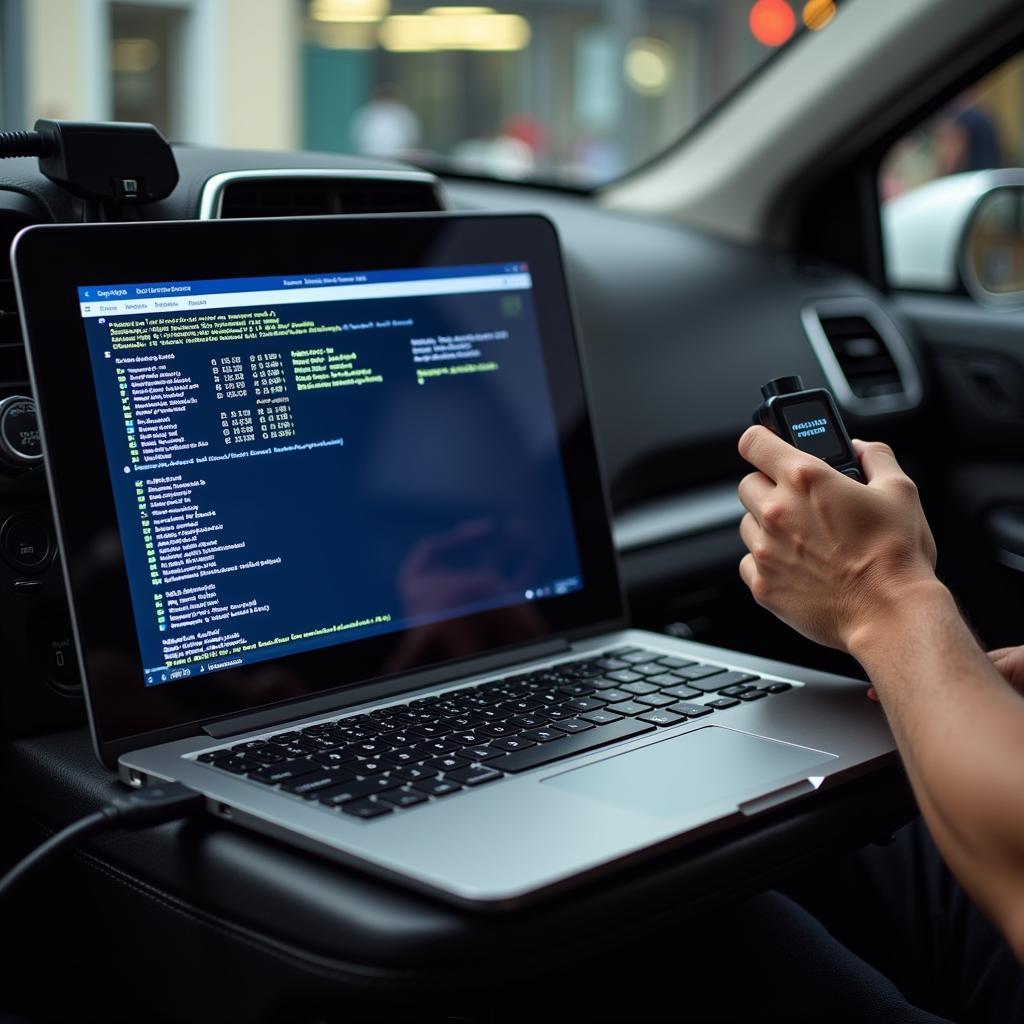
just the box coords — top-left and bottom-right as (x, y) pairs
(14, 213), (625, 763)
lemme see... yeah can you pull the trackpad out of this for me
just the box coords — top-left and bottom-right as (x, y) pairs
(542, 727), (837, 819)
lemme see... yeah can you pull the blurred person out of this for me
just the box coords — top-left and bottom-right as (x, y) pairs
(935, 96), (1003, 175)
(350, 83), (421, 159)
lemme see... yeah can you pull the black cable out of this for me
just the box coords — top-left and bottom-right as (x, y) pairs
(0, 130), (48, 158)
(0, 782), (205, 901)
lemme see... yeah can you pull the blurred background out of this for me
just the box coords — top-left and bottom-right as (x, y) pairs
(0, 0), (1021, 189)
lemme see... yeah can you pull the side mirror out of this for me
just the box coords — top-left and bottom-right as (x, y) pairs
(960, 184), (1024, 303)
(882, 168), (1024, 304)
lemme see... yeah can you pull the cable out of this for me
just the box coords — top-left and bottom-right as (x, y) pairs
(0, 781), (205, 901)
(0, 130), (48, 159)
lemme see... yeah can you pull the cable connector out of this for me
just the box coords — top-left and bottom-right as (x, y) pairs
(102, 781), (206, 829)
(0, 130), (50, 159)
(0, 782), (204, 901)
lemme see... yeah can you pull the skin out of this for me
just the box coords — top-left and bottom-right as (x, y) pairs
(737, 425), (1024, 962)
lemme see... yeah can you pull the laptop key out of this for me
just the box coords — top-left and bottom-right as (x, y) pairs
(311, 749), (358, 768)
(636, 693), (676, 708)
(521, 728), (565, 744)
(638, 710), (685, 727)
(379, 749), (419, 767)
(552, 718), (594, 735)
(620, 681), (659, 696)
(720, 684), (756, 697)
(675, 664), (728, 681)
(667, 702), (714, 718)
(412, 779), (463, 797)
(317, 776), (403, 805)
(605, 670), (644, 684)
(629, 663), (666, 677)
(394, 764), (438, 781)
(282, 772), (347, 796)
(660, 683), (706, 700)
(491, 736), (536, 752)
(352, 758), (390, 775)
(248, 759), (321, 784)
(480, 721), (519, 738)
(657, 656), (696, 669)
(459, 745), (503, 762)
(341, 799), (393, 820)
(738, 689), (768, 702)
(603, 700), (649, 717)
(446, 765), (504, 786)
(707, 697), (741, 709)
(686, 671), (761, 693)
(563, 697), (606, 712)
(498, 718), (656, 773)
(425, 754), (472, 772)
(217, 756), (265, 774)
(580, 709), (623, 725)
(377, 788), (429, 809)
(766, 683), (793, 694)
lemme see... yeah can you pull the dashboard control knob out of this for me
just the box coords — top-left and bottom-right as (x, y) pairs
(0, 395), (43, 468)
(0, 513), (53, 573)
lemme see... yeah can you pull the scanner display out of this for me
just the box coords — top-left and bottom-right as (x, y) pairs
(781, 399), (846, 461)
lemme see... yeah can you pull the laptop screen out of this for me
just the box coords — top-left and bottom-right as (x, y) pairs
(17, 214), (622, 759)
(76, 263), (584, 689)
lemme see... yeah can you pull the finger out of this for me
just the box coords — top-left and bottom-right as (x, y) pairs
(851, 439), (908, 486)
(987, 646), (1016, 663)
(738, 425), (817, 483)
(737, 471), (775, 523)
(739, 512), (762, 557)
(739, 552), (758, 592)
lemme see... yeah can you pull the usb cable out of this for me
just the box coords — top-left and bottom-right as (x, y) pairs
(0, 782), (204, 900)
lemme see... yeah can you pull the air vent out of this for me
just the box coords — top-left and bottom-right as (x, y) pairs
(200, 170), (445, 219)
(0, 192), (45, 398)
(801, 298), (922, 414)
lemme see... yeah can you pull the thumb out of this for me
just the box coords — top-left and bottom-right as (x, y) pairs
(851, 439), (907, 486)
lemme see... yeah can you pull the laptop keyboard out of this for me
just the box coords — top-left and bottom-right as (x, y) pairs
(194, 646), (793, 821)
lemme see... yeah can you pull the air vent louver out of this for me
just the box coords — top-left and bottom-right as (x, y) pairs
(0, 194), (44, 397)
(802, 299), (922, 415)
(817, 314), (904, 400)
(211, 173), (443, 219)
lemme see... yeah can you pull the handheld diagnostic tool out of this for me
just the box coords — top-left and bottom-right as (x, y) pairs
(754, 375), (863, 482)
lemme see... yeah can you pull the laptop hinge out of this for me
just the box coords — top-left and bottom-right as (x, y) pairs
(202, 637), (572, 740)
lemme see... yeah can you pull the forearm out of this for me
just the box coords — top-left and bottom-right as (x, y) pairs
(849, 582), (1024, 956)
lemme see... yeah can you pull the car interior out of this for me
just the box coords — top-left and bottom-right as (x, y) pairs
(2, 0), (1024, 1020)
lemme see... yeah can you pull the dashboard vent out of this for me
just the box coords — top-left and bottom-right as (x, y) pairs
(0, 193), (45, 398)
(201, 170), (445, 219)
(801, 299), (922, 414)
(816, 315), (903, 400)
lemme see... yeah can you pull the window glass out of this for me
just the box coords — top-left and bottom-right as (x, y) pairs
(880, 55), (1024, 292)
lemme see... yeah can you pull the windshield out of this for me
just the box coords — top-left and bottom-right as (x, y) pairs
(5, 0), (840, 188)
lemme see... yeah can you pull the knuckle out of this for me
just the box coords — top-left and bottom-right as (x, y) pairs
(750, 575), (771, 606)
(752, 542), (773, 565)
(760, 501), (785, 529)
(869, 441), (896, 459)
(787, 460), (823, 492)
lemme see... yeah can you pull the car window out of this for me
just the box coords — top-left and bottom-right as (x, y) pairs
(13, 0), (842, 189)
(880, 53), (1024, 294)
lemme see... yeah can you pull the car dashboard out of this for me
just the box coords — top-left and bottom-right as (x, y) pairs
(0, 144), (931, 743)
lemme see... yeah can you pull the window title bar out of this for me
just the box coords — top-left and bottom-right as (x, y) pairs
(77, 262), (528, 302)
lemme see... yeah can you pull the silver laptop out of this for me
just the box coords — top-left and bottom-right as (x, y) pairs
(13, 212), (895, 908)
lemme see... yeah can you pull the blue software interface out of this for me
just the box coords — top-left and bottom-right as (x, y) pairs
(77, 263), (583, 687)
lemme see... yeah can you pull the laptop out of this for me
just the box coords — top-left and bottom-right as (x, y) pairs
(13, 212), (895, 908)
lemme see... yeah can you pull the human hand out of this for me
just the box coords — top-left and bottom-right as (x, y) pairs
(737, 427), (939, 654)
(988, 645), (1024, 695)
